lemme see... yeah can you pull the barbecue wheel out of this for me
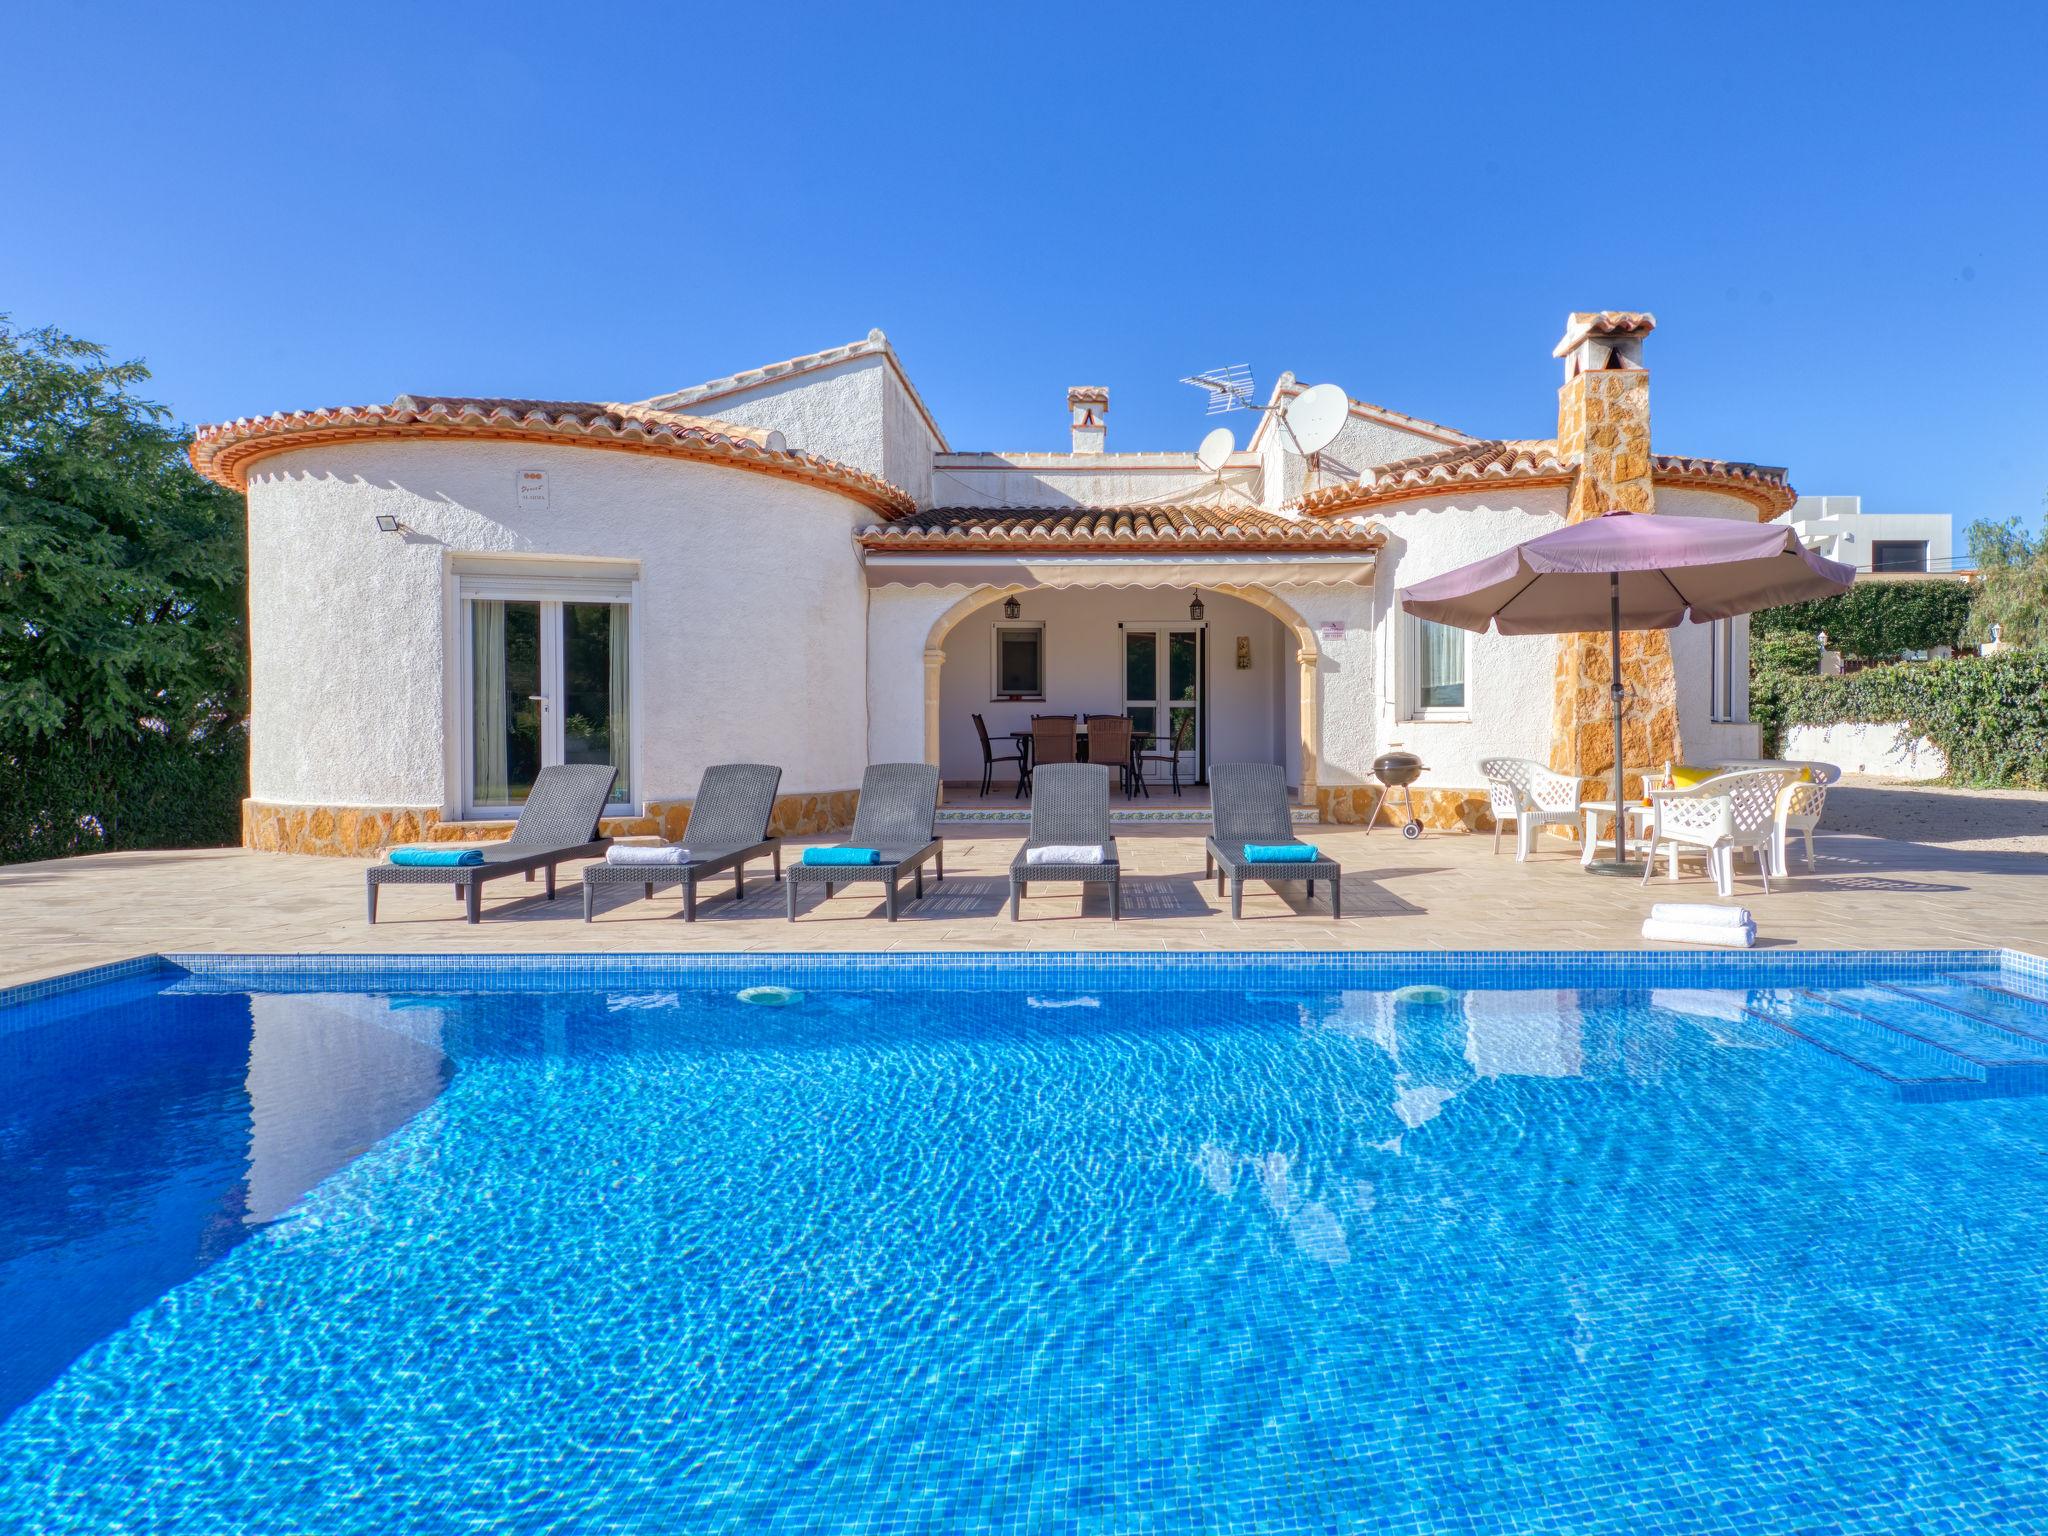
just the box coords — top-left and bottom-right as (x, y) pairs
(1401, 820), (1423, 841)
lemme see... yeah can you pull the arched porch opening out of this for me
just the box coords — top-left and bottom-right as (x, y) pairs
(919, 579), (1321, 803)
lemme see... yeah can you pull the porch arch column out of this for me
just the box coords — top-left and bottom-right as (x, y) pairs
(1296, 648), (1320, 804)
(922, 647), (946, 798)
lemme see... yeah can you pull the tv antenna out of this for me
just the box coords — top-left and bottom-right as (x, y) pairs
(1180, 364), (1255, 415)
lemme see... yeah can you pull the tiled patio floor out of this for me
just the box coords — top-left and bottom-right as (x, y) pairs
(5, 813), (2044, 990)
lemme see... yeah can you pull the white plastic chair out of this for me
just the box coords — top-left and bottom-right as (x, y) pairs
(1706, 760), (1841, 875)
(1640, 768), (1794, 897)
(1479, 757), (1583, 861)
(1774, 776), (1833, 873)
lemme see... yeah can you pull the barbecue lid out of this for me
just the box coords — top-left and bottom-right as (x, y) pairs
(1373, 752), (1425, 774)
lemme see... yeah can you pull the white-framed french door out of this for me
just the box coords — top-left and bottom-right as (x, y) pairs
(458, 577), (635, 815)
(1120, 621), (1204, 784)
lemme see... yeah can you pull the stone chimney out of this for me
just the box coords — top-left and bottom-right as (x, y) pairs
(1068, 386), (1108, 453)
(1553, 311), (1655, 522)
(1546, 310), (1680, 790)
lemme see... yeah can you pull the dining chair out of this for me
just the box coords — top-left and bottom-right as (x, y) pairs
(1084, 715), (1135, 797)
(1132, 710), (1195, 797)
(971, 712), (1026, 798)
(1020, 715), (1078, 797)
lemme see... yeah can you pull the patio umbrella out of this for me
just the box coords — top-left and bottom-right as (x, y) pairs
(1399, 510), (1854, 871)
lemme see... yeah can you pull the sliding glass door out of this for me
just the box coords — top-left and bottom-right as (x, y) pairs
(467, 598), (630, 813)
(1122, 624), (1202, 784)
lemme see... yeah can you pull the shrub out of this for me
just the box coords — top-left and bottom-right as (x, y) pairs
(1756, 651), (2048, 787)
(1752, 579), (1976, 660)
(0, 729), (246, 865)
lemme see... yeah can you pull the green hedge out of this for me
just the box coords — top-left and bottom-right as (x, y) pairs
(1756, 651), (2048, 787)
(1752, 580), (1976, 660)
(0, 729), (246, 865)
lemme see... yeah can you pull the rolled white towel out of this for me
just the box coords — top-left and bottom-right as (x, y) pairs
(606, 844), (695, 866)
(1642, 917), (1756, 949)
(1649, 902), (1754, 930)
(1025, 844), (1104, 866)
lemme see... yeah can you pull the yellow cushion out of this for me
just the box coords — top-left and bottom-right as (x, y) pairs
(1670, 764), (1719, 789)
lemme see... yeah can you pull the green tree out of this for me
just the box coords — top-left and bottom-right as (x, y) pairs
(0, 319), (247, 861)
(1963, 512), (2048, 649)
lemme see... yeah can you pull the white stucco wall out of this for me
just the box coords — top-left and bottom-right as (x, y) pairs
(1783, 722), (1946, 779)
(1364, 490), (1571, 789)
(245, 439), (876, 812)
(1657, 488), (1766, 763)
(655, 352), (942, 509)
(933, 588), (1291, 782)
(930, 454), (1252, 510)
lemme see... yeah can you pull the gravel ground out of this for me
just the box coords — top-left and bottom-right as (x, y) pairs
(1825, 776), (2048, 854)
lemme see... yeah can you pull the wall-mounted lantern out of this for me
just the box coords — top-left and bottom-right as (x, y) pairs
(1002, 594), (1022, 621)
(1188, 592), (1206, 621)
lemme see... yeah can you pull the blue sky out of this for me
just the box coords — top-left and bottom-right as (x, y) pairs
(6, 1), (2043, 531)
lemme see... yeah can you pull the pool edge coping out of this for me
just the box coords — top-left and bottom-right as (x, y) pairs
(2, 947), (2040, 1011)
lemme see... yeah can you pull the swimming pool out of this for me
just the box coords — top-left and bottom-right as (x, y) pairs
(5, 949), (2048, 1534)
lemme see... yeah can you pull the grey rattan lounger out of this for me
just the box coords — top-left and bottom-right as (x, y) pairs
(1009, 763), (1120, 922)
(1204, 762), (1341, 919)
(366, 763), (617, 924)
(580, 763), (783, 921)
(785, 763), (944, 922)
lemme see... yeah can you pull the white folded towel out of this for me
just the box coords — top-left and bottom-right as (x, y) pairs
(1649, 902), (1754, 929)
(1026, 844), (1104, 866)
(1642, 917), (1756, 949)
(606, 844), (694, 866)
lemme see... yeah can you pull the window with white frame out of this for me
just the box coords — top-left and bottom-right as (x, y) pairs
(457, 567), (637, 814)
(991, 623), (1046, 701)
(1708, 617), (1741, 723)
(1408, 617), (1468, 717)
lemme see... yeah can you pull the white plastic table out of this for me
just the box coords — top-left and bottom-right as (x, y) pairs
(1579, 800), (1657, 869)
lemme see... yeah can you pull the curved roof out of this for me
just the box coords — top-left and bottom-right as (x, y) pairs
(190, 394), (916, 516)
(858, 504), (1385, 555)
(1293, 438), (1796, 518)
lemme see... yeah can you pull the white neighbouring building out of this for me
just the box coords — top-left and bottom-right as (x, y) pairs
(190, 312), (1796, 855)
(1776, 495), (1956, 574)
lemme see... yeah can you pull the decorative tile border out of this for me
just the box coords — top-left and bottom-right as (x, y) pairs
(145, 948), (2018, 995)
(0, 954), (177, 1011)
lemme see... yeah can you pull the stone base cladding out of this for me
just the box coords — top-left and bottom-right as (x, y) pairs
(1315, 785), (1495, 833)
(244, 791), (861, 857)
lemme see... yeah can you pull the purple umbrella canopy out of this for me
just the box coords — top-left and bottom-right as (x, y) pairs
(1399, 510), (1854, 635)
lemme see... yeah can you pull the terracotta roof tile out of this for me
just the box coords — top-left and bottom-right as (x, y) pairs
(1294, 440), (1573, 515)
(1065, 386), (1109, 406)
(189, 394), (916, 515)
(1553, 311), (1657, 357)
(857, 504), (1386, 554)
(1294, 437), (1796, 517)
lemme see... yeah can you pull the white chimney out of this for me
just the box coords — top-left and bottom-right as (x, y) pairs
(1067, 386), (1107, 453)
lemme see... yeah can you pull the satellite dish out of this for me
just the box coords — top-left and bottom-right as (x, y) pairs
(1196, 426), (1235, 474)
(1284, 383), (1348, 457)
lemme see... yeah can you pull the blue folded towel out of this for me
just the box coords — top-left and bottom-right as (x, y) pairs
(802, 847), (884, 867)
(1244, 843), (1318, 863)
(389, 846), (486, 867)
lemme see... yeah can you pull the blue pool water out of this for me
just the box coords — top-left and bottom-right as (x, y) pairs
(5, 951), (2048, 1534)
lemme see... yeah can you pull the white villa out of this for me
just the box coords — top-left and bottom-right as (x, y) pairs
(191, 311), (1797, 854)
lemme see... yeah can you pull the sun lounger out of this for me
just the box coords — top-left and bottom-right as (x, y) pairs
(580, 763), (782, 921)
(1009, 763), (1121, 921)
(1204, 762), (1341, 918)
(367, 763), (616, 924)
(785, 763), (944, 922)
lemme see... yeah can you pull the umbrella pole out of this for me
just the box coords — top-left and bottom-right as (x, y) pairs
(1588, 571), (1641, 876)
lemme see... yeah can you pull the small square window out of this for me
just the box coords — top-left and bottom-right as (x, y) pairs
(992, 624), (1045, 700)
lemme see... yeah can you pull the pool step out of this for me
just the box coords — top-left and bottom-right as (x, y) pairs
(1742, 990), (1987, 1096)
(1876, 981), (2048, 1050)
(1745, 987), (2048, 1102)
